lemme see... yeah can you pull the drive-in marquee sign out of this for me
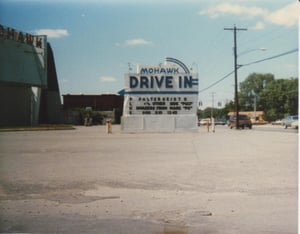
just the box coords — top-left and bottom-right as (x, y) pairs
(123, 57), (198, 116)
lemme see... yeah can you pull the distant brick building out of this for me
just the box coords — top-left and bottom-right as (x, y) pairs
(62, 94), (124, 125)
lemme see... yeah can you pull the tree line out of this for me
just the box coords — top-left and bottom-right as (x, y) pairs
(198, 73), (298, 122)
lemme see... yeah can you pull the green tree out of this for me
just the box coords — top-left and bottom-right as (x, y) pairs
(197, 107), (228, 120)
(262, 78), (298, 120)
(231, 73), (298, 121)
(239, 73), (274, 111)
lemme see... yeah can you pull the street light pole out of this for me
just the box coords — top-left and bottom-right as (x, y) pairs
(224, 25), (247, 129)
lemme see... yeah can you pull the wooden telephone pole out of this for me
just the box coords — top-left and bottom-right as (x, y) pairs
(224, 25), (247, 129)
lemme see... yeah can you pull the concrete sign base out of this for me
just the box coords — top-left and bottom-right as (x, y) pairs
(121, 115), (198, 133)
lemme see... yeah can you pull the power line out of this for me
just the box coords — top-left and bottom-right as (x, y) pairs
(237, 2), (297, 52)
(240, 48), (298, 67)
(199, 48), (298, 93)
(199, 70), (235, 93)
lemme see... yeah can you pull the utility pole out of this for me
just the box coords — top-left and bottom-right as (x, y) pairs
(224, 25), (247, 129)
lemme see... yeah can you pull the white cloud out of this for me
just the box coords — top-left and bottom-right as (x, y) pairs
(252, 21), (265, 30)
(99, 76), (117, 82)
(33, 29), (69, 39)
(200, 2), (298, 28)
(199, 3), (267, 19)
(116, 38), (153, 47)
(265, 2), (298, 27)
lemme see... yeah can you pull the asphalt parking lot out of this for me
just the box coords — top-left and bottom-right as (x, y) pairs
(0, 125), (298, 234)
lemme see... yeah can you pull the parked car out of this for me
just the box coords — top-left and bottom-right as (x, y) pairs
(282, 115), (298, 129)
(291, 120), (298, 129)
(228, 115), (252, 129)
(215, 119), (227, 125)
(198, 118), (211, 126)
(271, 119), (282, 125)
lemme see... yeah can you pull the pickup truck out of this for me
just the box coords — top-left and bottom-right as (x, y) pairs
(229, 115), (252, 129)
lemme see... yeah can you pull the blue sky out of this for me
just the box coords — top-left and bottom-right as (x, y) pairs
(0, 0), (298, 108)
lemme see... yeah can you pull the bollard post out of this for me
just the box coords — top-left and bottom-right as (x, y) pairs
(206, 120), (209, 132)
(106, 119), (112, 134)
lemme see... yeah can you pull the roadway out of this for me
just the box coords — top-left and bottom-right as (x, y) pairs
(0, 125), (297, 234)
(217, 123), (298, 133)
(252, 124), (298, 133)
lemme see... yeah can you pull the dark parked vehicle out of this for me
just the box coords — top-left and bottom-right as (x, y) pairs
(229, 115), (252, 129)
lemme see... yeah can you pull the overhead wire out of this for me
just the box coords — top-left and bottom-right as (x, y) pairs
(199, 70), (235, 93)
(201, 25), (296, 93)
(198, 1), (297, 104)
(240, 48), (298, 67)
(198, 48), (298, 93)
(236, 1), (297, 52)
